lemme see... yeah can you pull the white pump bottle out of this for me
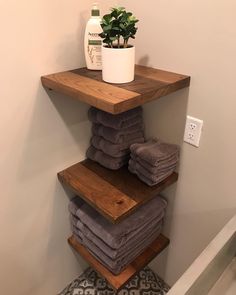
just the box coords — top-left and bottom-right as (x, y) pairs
(84, 3), (102, 70)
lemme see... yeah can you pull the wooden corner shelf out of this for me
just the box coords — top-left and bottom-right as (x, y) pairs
(68, 233), (169, 290)
(58, 159), (178, 224)
(41, 65), (190, 114)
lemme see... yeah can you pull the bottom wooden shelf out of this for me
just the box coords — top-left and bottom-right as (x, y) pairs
(68, 234), (169, 290)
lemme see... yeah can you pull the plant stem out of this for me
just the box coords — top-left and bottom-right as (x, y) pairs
(118, 36), (120, 48)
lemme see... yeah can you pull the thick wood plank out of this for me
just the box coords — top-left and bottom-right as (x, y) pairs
(135, 65), (189, 83)
(72, 67), (166, 95)
(82, 159), (178, 204)
(58, 159), (178, 223)
(41, 71), (139, 114)
(58, 161), (137, 222)
(41, 65), (190, 114)
(68, 234), (169, 290)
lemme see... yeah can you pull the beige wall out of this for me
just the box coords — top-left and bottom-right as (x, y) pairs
(119, 0), (236, 285)
(1, 0), (236, 293)
(0, 1), (115, 294)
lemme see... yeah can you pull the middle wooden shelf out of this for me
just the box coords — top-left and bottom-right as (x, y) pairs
(58, 159), (178, 224)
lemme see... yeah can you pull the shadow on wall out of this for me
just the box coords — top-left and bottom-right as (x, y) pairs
(1, 5), (93, 292)
(138, 55), (150, 66)
(142, 81), (190, 278)
(16, 84), (90, 181)
(4, 77), (90, 294)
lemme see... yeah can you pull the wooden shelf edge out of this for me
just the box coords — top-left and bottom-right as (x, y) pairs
(68, 234), (169, 290)
(41, 75), (120, 114)
(58, 160), (178, 224)
(41, 66), (190, 114)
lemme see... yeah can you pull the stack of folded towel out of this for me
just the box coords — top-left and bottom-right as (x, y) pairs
(86, 107), (145, 170)
(69, 196), (167, 275)
(129, 139), (180, 186)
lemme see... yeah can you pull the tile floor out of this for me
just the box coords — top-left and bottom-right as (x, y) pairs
(58, 267), (170, 295)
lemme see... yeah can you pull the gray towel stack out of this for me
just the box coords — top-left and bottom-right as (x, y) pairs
(68, 196), (167, 275)
(86, 107), (145, 170)
(128, 139), (180, 186)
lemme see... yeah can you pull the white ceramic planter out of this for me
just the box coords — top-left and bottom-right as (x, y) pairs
(102, 45), (135, 84)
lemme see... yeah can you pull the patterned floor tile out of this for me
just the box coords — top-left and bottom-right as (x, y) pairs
(59, 267), (170, 295)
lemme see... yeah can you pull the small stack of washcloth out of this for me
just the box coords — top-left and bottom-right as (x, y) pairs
(69, 196), (167, 275)
(129, 139), (180, 186)
(86, 106), (145, 170)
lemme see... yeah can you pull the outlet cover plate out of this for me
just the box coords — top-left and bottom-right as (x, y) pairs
(184, 115), (203, 147)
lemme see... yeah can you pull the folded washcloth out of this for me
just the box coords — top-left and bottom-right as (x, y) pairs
(88, 107), (143, 130)
(69, 196), (167, 249)
(86, 145), (129, 170)
(92, 123), (144, 144)
(131, 154), (178, 174)
(73, 225), (162, 275)
(70, 211), (164, 260)
(130, 139), (180, 166)
(91, 135), (145, 158)
(128, 163), (173, 186)
(129, 159), (176, 182)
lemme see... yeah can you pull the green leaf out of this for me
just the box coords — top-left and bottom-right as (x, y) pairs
(111, 7), (125, 12)
(99, 32), (106, 38)
(111, 10), (118, 18)
(110, 30), (118, 37)
(100, 7), (138, 46)
(103, 24), (112, 32)
(103, 14), (112, 23)
(102, 15), (107, 19)
(104, 37), (111, 44)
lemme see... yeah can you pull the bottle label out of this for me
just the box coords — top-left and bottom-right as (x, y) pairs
(88, 40), (102, 45)
(87, 32), (102, 67)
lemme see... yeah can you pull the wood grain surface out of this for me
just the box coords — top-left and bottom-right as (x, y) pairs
(42, 65), (190, 114)
(68, 234), (170, 290)
(58, 159), (178, 223)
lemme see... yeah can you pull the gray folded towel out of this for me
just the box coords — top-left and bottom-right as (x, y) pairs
(131, 154), (178, 174)
(86, 145), (129, 170)
(129, 159), (176, 182)
(71, 223), (81, 237)
(69, 196), (167, 249)
(128, 163), (173, 186)
(92, 123), (144, 144)
(72, 228), (83, 244)
(91, 137), (129, 158)
(130, 139), (180, 166)
(70, 211), (164, 259)
(91, 135), (145, 158)
(88, 107), (143, 130)
(73, 225), (162, 275)
(68, 197), (84, 216)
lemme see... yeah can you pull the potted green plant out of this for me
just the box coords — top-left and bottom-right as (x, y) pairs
(99, 7), (139, 84)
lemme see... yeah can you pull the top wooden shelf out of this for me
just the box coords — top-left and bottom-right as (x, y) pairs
(41, 65), (190, 114)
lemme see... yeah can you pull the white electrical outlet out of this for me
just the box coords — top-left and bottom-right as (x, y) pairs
(184, 116), (203, 147)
